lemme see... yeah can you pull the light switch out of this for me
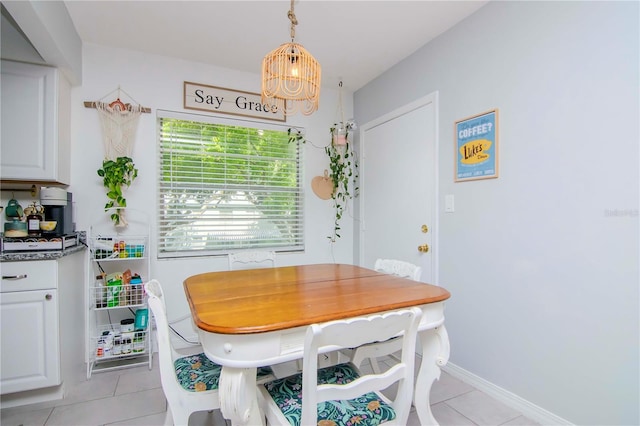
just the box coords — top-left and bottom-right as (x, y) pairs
(445, 194), (455, 213)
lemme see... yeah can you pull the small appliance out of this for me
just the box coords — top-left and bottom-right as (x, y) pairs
(40, 187), (74, 236)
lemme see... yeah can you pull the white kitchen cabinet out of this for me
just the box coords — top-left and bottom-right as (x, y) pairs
(0, 59), (71, 184)
(0, 252), (85, 408)
(86, 209), (152, 378)
(0, 287), (60, 393)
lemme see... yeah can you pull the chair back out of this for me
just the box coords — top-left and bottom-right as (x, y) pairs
(300, 307), (422, 426)
(228, 250), (276, 270)
(374, 258), (422, 282)
(145, 280), (182, 394)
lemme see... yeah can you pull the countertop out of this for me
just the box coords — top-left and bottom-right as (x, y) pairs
(0, 231), (87, 262)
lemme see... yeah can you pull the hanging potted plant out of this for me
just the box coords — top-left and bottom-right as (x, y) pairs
(288, 122), (359, 241)
(331, 122), (349, 146)
(97, 156), (138, 226)
(326, 120), (358, 241)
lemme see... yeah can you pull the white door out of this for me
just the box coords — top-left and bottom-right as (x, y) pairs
(359, 93), (438, 284)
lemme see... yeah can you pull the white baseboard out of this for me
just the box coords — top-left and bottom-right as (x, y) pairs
(0, 384), (63, 409)
(442, 362), (573, 426)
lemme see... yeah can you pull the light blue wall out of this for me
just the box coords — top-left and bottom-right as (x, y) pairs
(355, 1), (639, 424)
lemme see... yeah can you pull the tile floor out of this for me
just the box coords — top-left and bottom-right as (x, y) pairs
(1, 354), (540, 426)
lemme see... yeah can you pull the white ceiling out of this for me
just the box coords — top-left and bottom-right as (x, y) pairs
(64, 1), (488, 92)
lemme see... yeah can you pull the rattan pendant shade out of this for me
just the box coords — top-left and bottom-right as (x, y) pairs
(261, 1), (321, 116)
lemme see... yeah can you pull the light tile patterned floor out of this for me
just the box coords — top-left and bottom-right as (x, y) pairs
(1, 355), (540, 426)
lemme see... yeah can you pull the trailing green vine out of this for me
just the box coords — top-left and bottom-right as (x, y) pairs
(289, 123), (359, 242)
(287, 128), (305, 145)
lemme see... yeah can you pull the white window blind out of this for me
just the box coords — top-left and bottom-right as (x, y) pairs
(157, 110), (304, 258)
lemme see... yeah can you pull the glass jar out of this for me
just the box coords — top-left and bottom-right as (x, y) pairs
(112, 335), (122, 356)
(133, 332), (145, 353)
(120, 318), (134, 333)
(122, 337), (132, 354)
(27, 213), (41, 237)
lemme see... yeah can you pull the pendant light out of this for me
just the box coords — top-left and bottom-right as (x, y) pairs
(261, 0), (321, 116)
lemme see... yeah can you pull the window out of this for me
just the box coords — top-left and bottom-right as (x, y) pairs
(157, 110), (303, 258)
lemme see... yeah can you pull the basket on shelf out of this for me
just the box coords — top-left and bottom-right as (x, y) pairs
(92, 236), (146, 259)
(95, 326), (149, 359)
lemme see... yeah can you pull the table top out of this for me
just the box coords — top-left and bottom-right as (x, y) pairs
(184, 263), (450, 335)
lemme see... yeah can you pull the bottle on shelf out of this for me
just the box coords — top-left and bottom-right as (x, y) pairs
(122, 337), (132, 354)
(96, 338), (104, 358)
(133, 332), (145, 353)
(130, 274), (144, 305)
(101, 331), (114, 357)
(95, 274), (106, 308)
(113, 335), (122, 356)
(27, 212), (41, 237)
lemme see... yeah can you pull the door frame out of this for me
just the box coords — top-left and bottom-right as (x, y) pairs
(357, 92), (439, 284)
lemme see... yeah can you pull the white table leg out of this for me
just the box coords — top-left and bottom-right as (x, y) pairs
(218, 366), (264, 426)
(415, 325), (450, 425)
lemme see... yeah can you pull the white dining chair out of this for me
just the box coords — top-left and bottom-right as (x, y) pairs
(228, 250), (276, 270)
(145, 279), (274, 425)
(259, 307), (422, 426)
(350, 258), (423, 374)
(166, 250), (277, 351)
(227, 250), (300, 377)
(374, 258), (422, 281)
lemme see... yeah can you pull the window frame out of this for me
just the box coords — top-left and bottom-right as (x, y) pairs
(156, 109), (305, 259)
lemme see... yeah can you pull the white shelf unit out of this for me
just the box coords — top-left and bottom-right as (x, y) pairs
(86, 209), (153, 378)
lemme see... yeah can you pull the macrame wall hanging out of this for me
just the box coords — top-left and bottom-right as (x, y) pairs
(84, 87), (151, 159)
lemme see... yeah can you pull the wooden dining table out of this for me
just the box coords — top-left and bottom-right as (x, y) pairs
(184, 263), (451, 425)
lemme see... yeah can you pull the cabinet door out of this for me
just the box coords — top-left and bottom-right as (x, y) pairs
(0, 289), (60, 394)
(0, 60), (57, 181)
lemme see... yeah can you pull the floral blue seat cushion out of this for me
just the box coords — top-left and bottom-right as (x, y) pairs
(263, 362), (396, 426)
(174, 353), (273, 392)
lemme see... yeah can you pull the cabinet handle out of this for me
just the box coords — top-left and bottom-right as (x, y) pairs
(2, 274), (27, 280)
(45, 294), (53, 301)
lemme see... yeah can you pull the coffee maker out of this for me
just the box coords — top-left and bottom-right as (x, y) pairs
(40, 187), (74, 236)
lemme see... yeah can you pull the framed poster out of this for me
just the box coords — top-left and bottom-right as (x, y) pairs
(455, 109), (499, 182)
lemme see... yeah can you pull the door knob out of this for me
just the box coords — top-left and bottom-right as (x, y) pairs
(418, 244), (429, 253)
